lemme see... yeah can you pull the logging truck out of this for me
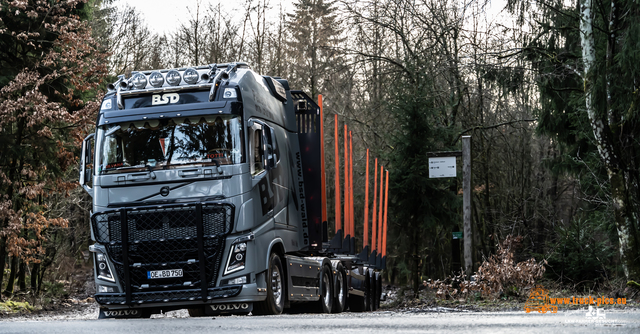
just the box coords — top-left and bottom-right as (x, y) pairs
(79, 62), (390, 318)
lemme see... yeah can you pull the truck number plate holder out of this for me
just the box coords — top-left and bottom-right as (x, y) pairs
(147, 269), (183, 279)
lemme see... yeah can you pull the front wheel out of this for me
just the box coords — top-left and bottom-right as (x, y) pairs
(253, 253), (285, 315)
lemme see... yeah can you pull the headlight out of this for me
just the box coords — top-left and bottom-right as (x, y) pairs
(95, 252), (115, 282)
(224, 242), (247, 275)
(183, 68), (199, 84)
(149, 71), (164, 87)
(166, 70), (181, 86)
(131, 72), (147, 89)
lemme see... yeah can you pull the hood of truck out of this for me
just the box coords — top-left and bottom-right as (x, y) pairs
(97, 164), (251, 207)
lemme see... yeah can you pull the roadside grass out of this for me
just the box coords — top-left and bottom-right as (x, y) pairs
(0, 300), (35, 314)
(0, 265), (95, 317)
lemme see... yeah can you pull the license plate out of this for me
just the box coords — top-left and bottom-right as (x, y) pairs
(147, 269), (183, 279)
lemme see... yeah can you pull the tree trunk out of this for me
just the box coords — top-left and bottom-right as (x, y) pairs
(4, 256), (18, 296)
(17, 259), (26, 292)
(609, 170), (640, 279)
(580, 0), (639, 280)
(0, 237), (6, 298)
(31, 262), (40, 291)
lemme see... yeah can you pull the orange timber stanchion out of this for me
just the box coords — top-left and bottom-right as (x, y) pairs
(363, 149), (370, 249)
(377, 166), (384, 252)
(349, 131), (354, 252)
(372, 159), (378, 253)
(334, 115), (341, 235)
(343, 124), (349, 247)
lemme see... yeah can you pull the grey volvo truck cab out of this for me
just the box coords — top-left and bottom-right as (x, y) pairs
(80, 62), (381, 318)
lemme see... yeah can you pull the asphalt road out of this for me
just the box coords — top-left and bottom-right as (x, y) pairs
(1, 309), (639, 334)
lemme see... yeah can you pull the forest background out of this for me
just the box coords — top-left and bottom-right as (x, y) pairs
(1, 0), (639, 304)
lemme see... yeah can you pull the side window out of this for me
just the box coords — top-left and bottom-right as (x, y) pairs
(249, 122), (265, 176)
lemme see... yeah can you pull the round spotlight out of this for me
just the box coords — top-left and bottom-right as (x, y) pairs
(149, 71), (164, 87)
(131, 73), (147, 89)
(183, 68), (199, 84)
(166, 70), (181, 86)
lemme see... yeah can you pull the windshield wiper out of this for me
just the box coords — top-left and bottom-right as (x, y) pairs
(145, 164), (157, 179)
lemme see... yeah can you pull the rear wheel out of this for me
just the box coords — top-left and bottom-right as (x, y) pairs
(375, 272), (382, 310)
(315, 265), (333, 313)
(332, 263), (347, 313)
(364, 270), (371, 311)
(253, 253), (285, 315)
(369, 271), (377, 311)
(348, 295), (365, 312)
(348, 270), (368, 312)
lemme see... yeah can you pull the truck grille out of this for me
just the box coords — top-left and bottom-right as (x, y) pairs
(92, 202), (234, 303)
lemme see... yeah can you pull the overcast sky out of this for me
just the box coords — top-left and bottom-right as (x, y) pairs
(114, 0), (295, 35)
(113, 0), (510, 36)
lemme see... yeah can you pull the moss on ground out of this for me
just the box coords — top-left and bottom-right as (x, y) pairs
(0, 300), (35, 314)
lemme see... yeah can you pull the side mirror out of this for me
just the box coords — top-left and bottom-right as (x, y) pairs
(79, 133), (94, 195)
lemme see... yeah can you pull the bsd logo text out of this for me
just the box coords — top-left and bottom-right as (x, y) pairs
(152, 93), (180, 105)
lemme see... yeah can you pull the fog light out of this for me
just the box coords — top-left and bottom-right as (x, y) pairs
(98, 285), (115, 293)
(227, 276), (247, 285)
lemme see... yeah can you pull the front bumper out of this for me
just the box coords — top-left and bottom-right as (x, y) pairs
(96, 283), (266, 310)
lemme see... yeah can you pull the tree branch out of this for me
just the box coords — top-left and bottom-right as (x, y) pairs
(454, 119), (538, 143)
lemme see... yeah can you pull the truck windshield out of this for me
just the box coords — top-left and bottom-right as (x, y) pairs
(98, 115), (244, 174)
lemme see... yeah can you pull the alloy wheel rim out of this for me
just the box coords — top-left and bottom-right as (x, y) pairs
(271, 265), (282, 305)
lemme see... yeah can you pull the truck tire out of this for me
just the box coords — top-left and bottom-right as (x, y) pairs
(315, 264), (333, 313)
(369, 271), (377, 311)
(375, 272), (382, 310)
(332, 263), (347, 313)
(348, 271), (369, 312)
(364, 270), (371, 311)
(348, 295), (365, 312)
(253, 253), (285, 315)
